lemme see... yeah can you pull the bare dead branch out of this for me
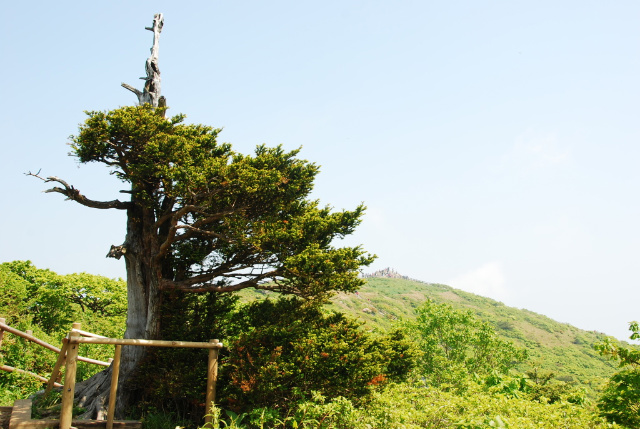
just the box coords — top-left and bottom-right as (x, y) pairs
(123, 13), (164, 106)
(121, 83), (142, 97)
(27, 172), (130, 210)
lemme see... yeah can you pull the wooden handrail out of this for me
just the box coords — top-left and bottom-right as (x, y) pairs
(106, 345), (122, 429)
(0, 321), (61, 353)
(1, 319), (222, 429)
(60, 324), (222, 429)
(0, 321), (110, 366)
(45, 340), (69, 395)
(73, 336), (223, 349)
(204, 339), (220, 427)
(0, 318), (111, 397)
(0, 364), (63, 387)
(60, 324), (81, 429)
(74, 328), (107, 338)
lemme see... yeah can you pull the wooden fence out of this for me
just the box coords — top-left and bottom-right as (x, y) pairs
(0, 319), (223, 429)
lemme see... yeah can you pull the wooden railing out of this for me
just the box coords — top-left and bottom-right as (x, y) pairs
(0, 318), (111, 368)
(0, 318), (111, 390)
(0, 319), (223, 429)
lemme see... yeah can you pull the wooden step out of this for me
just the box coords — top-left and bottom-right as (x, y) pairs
(1, 406), (13, 429)
(9, 400), (140, 429)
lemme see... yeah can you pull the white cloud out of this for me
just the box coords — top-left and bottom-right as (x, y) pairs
(361, 206), (387, 230)
(448, 262), (509, 302)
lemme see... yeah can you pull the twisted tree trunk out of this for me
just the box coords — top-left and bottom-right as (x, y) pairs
(74, 15), (167, 419)
(76, 202), (164, 418)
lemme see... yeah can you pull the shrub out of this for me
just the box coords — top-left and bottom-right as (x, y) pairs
(407, 300), (527, 390)
(219, 297), (416, 413)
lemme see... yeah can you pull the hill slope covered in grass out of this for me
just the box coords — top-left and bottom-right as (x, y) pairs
(332, 275), (618, 393)
(242, 272), (619, 395)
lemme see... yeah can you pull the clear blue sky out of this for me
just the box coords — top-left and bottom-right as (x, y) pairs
(1, 1), (638, 340)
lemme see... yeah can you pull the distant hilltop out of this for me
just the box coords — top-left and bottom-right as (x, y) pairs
(362, 267), (426, 282)
(363, 267), (406, 279)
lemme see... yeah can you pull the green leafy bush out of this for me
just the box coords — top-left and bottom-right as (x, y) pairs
(132, 291), (238, 422)
(357, 383), (611, 429)
(205, 383), (611, 429)
(220, 297), (416, 413)
(0, 261), (127, 405)
(407, 300), (527, 390)
(596, 321), (640, 427)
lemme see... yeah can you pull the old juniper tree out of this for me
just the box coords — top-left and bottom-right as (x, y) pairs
(31, 14), (373, 417)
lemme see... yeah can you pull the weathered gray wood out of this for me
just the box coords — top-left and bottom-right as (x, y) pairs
(122, 13), (164, 107)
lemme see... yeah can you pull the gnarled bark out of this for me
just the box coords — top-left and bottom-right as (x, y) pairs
(71, 14), (167, 418)
(122, 13), (164, 107)
(76, 202), (163, 419)
(30, 12), (372, 419)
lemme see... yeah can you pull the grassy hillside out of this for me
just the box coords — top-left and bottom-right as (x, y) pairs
(241, 274), (619, 395)
(339, 276), (618, 391)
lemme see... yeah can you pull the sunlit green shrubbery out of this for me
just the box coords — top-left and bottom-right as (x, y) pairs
(134, 295), (417, 422)
(595, 322), (640, 427)
(2, 262), (633, 429)
(0, 261), (127, 405)
(406, 300), (527, 391)
(358, 383), (612, 429)
(220, 298), (416, 413)
(203, 384), (613, 429)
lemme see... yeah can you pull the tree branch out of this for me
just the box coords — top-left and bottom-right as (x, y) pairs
(159, 267), (283, 293)
(106, 244), (127, 259)
(121, 83), (142, 97)
(172, 224), (233, 244)
(153, 206), (243, 260)
(27, 172), (131, 210)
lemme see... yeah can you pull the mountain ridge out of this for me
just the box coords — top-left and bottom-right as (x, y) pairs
(333, 270), (618, 394)
(241, 267), (622, 395)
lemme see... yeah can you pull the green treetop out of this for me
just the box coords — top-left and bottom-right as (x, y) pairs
(31, 104), (374, 417)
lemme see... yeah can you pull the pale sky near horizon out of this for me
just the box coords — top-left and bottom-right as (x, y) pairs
(1, 2), (638, 341)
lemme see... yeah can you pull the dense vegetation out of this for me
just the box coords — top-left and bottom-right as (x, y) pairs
(33, 104), (375, 416)
(595, 322), (640, 427)
(325, 276), (620, 396)
(3, 262), (638, 427)
(0, 261), (126, 405)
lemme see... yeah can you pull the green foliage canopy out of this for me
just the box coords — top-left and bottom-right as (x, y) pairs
(1, 261), (126, 336)
(0, 261), (127, 405)
(595, 321), (640, 427)
(220, 298), (416, 413)
(65, 105), (374, 299)
(408, 300), (527, 389)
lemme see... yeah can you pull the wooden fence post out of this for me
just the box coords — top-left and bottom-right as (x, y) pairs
(45, 338), (69, 395)
(60, 323), (81, 429)
(0, 318), (5, 350)
(106, 344), (122, 429)
(204, 339), (219, 426)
